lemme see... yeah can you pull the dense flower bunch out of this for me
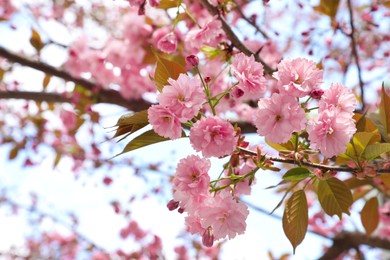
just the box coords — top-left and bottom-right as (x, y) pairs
(147, 53), (357, 246)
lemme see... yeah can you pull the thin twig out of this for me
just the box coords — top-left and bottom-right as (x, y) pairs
(347, 0), (365, 112)
(231, 0), (270, 39)
(238, 147), (390, 174)
(199, 0), (275, 74)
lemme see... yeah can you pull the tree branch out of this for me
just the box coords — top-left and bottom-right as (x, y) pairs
(0, 46), (151, 111)
(0, 90), (71, 103)
(238, 147), (390, 174)
(319, 231), (390, 260)
(347, 0), (365, 112)
(199, 0), (275, 74)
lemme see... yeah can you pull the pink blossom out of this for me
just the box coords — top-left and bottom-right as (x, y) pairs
(253, 93), (306, 143)
(157, 32), (177, 53)
(307, 108), (356, 158)
(319, 83), (357, 114)
(158, 74), (206, 122)
(185, 18), (225, 51)
(273, 58), (323, 98)
(172, 155), (211, 209)
(60, 110), (78, 133)
(220, 161), (257, 195)
(148, 105), (182, 139)
(185, 212), (206, 234)
(231, 53), (267, 100)
(174, 246), (190, 260)
(190, 117), (237, 158)
(199, 190), (249, 240)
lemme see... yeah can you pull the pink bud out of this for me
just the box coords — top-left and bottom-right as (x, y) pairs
(103, 177), (113, 186)
(185, 55), (199, 67)
(178, 207), (184, 214)
(157, 32), (177, 53)
(231, 87), (245, 98)
(310, 89), (324, 99)
(204, 76), (211, 83)
(202, 226), (214, 247)
(167, 199), (179, 211)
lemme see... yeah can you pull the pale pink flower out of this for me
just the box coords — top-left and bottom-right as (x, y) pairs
(60, 110), (78, 133)
(157, 32), (177, 53)
(199, 190), (249, 240)
(253, 93), (306, 143)
(158, 74), (206, 122)
(0, 0), (15, 19)
(274, 58), (323, 98)
(190, 116), (237, 158)
(231, 53), (267, 100)
(185, 18), (225, 51)
(148, 105), (182, 139)
(172, 155), (211, 209)
(185, 212), (206, 234)
(307, 108), (356, 158)
(319, 83), (357, 114)
(245, 39), (282, 68)
(379, 201), (390, 225)
(220, 161), (256, 195)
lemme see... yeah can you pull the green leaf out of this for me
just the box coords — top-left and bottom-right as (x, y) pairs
(361, 197), (379, 235)
(282, 190), (308, 254)
(30, 28), (44, 53)
(266, 139), (295, 153)
(317, 177), (353, 219)
(313, 0), (340, 20)
(154, 55), (187, 92)
(362, 143), (390, 160)
(283, 167), (312, 181)
(200, 46), (221, 59)
(352, 132), (381, 156)
(379, 83), (390, 141)
(118, 130), (170, 155)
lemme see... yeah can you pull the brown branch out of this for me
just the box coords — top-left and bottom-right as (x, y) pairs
(0, 90), (71, 103)
(319, 231), (390, 260)
(199, 0), (275, 74)
(239, 147), (390, 174)
(0, 46), (151, 111)
(347, 0), (365, 112)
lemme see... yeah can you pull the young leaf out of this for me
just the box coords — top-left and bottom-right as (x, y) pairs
(313, 0), (340, 20)
(30, 28), (44, 52)
(354, 113), (378, 133)
(283, 167), (312, 181)
(317, 177), (353, 219)
(117, 130), (170, 155)
(361, 197), (379, 235)
(282, 190), (308, 253)
(158, 0), (179, 9)
(362, 143), (390, 160)
(43, 74), (51, 89)
(379, 83), (390, 141)
(352, 132), (381, 156)
(154, 56), (187, 92)
(115, 110), (149, 127)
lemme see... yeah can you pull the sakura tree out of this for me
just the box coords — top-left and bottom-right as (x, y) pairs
(0, 0), (390, 259)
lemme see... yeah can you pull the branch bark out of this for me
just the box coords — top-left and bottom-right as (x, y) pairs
(0, 46), (151, 111)
(319, 231), (390, 260)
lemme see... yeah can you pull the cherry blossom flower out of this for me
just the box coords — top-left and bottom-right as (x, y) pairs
(307, 108), (356, 158)
(273, 58), (323, 98)
(199, 190), (249, 240)
(253, 93), (307, 143)
(157, 32), (177, 53)
(231, 53), (267, 100)
(172, 155), (211, 209)
(158, 74), (206, 122)
(148, 105), (182, 139)
(319, 83), (357, 114)
(185, 18), (225, 51)
(190, 116), (237, 158)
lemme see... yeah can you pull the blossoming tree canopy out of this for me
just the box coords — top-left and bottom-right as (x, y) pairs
(1, 0), (390, 258)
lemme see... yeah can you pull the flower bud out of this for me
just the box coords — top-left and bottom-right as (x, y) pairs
(310, 89), (324, 99)
(202, 226), (214, 247)
(167, 199), (179, 211)
(185, 54), (199, 67)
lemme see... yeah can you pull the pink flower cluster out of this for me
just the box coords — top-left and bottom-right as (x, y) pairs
(148, 74), (206, 139)
(169, 155), (249, 247)
(250, 57), (356, 158)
